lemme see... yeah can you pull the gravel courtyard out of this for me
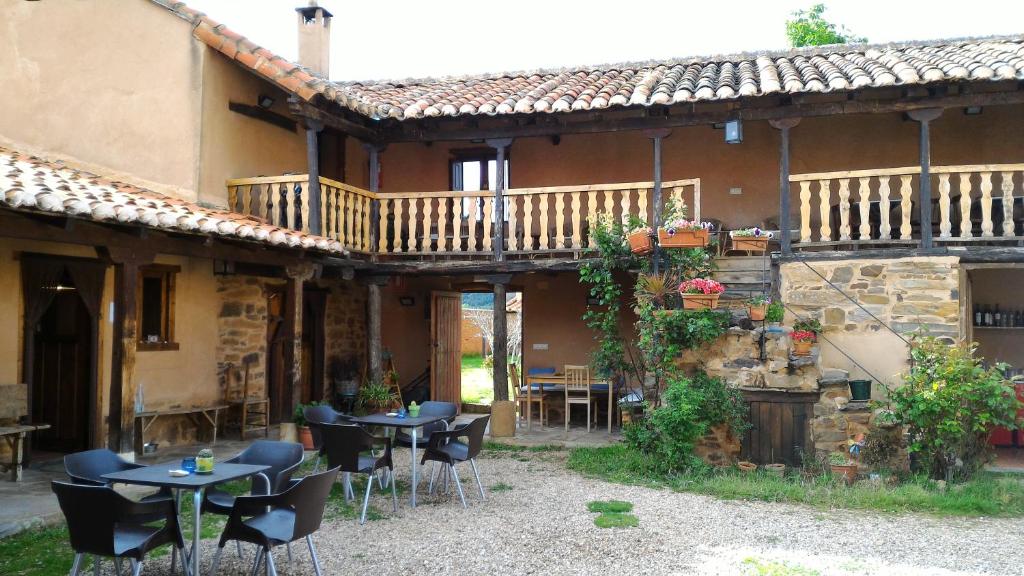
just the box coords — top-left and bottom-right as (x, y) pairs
(149, 449), (1022, 576)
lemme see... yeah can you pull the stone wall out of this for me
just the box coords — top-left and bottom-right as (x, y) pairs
(323, 279), (368, 397)
(682, 326), (821, 392)
(216, 275), (281, 401)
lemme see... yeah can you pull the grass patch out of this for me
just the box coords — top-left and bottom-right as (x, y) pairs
(742, 557), (822, 576)
(0, 525), (75, 576)
(567, 443), (1024, 517)
(482, 441), (564, 453)
(593, 512), (639, 528)
(490, 482), (514, 493)
(461, 353), (493, 405)
(586, 499), (633, 514)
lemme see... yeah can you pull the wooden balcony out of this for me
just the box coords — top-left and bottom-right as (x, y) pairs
(791, 164), (1024, 249)
(226, 175), (701, 259)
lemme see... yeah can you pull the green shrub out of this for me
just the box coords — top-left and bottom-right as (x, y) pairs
(882, 335), (1022, 482)
(765, 302), (785, 323)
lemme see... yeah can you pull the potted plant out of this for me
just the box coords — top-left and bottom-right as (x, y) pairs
(658, 218), (714, 248)
(358, 378), (399, 412)
(627, 225), (654, 255)
(765, 301), (785, 331)
(293, 403), (316, 450)
(737, 461), (758, 474)
(764, 462), (786, 477)
(636, 272), (676, 316)
(829, 452), (858, 484)
(729, 227), (773, 252)
(678, 278), (725, 310)
(747, 295), (770, 322)
(791, 330), (816, 355)
(849, 379), (872, 401)
(195, 448), (215, 474)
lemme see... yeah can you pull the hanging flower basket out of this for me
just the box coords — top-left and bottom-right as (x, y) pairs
(659, 219), (713, 248)
(627, 229), (654, 255)
(678, 278), (725, 310)
(729, 228), (773, 253)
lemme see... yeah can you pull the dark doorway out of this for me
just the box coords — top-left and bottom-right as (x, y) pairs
(266, 285), (289, 424)
(302, 288), (327, 405)
(741, 390), (817, 467)
(30, 272), (93, 453)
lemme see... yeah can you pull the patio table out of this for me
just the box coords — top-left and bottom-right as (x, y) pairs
(349, 412), (449, 508)
(103, 461), (269, 576)
(524, 374), (617, 432)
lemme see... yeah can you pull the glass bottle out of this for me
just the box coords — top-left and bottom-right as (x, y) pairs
(985, 305), (993, 327)
(975, 304), (983, 326)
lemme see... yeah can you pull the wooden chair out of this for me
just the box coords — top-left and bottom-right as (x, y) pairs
(563, 365), (595, 433)
(511, 364), (544, 430)
(225, 359), (269, 439)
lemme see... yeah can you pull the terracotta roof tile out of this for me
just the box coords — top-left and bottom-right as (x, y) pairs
(151, 3), (1022, 123)
(0, 146), (347, 255)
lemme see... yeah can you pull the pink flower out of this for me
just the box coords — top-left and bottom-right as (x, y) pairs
(679, 278), (725, 295)
(792, 330), (816, 342)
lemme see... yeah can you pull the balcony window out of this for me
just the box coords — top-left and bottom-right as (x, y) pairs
(451, 150), (509, 220)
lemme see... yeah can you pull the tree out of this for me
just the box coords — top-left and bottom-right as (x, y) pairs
(785, 4), (866, 47)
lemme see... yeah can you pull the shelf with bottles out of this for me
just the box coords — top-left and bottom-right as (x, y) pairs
(972, 304), (1024, 329)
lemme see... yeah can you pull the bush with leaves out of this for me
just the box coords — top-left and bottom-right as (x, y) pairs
(882, 335), (1021, 482)
(785, 4), (866, 47)
(624, 371), (747, 474)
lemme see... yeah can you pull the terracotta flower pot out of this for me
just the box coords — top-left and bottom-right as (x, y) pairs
(792, 339), (813, 356)
(658, 228), (709, 248)
(764, 463), (786, 477)
(681, 293), (720, 310)
(627, 230), (654, 255)
(298, 425), (315, 450)
(731, 236), (769, 253)
(831, 464), (858, 485)
(738, 461), (758, 474)
(748, 304), (767, 321)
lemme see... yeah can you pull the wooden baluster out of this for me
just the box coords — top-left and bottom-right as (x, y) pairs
(899, 175), (913, 240)
(837, 178), (851, 241)
(422, 196), (434, 253)
(1002, 171), (1016, 237)
(856, 177), (872, 240)
(359, 194), (370, 250)
(299, 182), (311, 233)
(482, 195), (493, 253)
(570, 191), (583, 249)
(938, 173), (951, 238)
(265, 184), (276, 225)
(278, 183), (289, 228)
(437, 197), (449, 253)
(603, 189), (615, 218)
(584, 191), (597, 248)
(407, 197), (420, 252)
(878, 177), (891, 240)
(554, 191), (565, 249)
(817, 180), (831, 242)
(378, 197), (390, 253)
(228, 185), (238, 213)
(321, 186), (331, 239)
(340, 190), (351, 248)
(637, 187), (649, 227)
(392, 198), (405, 253)
(693, 182), (701, 223)
(539, 194), (551, 250)
(958, 173), (973, 238)
(619, 190), (631, 245)
(241, 185), (251, 216)
(798, 181), (811, 242)
(520, 195), (533, 251)
(507, 195), (519, 252)
(465, 196), (478, 252)
(980, 171), (994, 237)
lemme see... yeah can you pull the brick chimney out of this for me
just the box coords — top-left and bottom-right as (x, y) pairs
(295, 1), (332, 77)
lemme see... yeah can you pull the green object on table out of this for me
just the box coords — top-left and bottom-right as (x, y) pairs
(196, 448), (214, 474)
(408, 401), (420, 417)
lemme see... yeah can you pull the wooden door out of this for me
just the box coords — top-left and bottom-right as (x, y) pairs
(266, 286), (289, 424)
(301, 289), (326, 404)
(430, 291), (462, 407)
(741, 390), (817, 467)
(32, 289), (92, 453)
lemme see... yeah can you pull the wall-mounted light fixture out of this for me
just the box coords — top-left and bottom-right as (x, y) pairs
(963, 106), (983, 116)
(257, 94), (275, 109)
(724, 118), (743, 144)
(399, 296), (415, 307)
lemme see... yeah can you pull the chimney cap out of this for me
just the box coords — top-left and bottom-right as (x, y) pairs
(296, 2), (332, 21)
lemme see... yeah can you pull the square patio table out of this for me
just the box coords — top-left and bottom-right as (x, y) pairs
(524, 374), (617, 432)
(104, 461), (269, 576)
(349, 412), (449, 508)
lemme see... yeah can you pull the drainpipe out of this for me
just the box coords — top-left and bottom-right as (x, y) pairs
(908, 108), (943, 250)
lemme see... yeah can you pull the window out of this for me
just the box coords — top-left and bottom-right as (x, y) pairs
(450, 149), (510, 220)
(137, 265), (179, 351)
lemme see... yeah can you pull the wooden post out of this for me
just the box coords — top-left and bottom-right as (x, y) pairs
(306, 120), (324, 236)
(908, 108), (943, 249)
(364, 143), (385, 257)
(285, 263), (318, 411)
(99, 246), (154, 456)
(644, 129), (671, 274)
(486, 139), (513, 261)
(365, 275), (389, 383)
(486, 274), (513, 402)
(769, 118), (801, 255)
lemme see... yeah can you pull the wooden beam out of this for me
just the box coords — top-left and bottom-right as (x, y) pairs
(306, 120), (324, 236)
(487, 138), (513, 262)
(379, 87), (1024, 143)
(289, 98), (379, 142)
(908, 108), (944, 250)
(371, 257), (593, 276)
(363, 275), (389, 383)
(769, 118), (801, 255)
(491, 280), (508, 402)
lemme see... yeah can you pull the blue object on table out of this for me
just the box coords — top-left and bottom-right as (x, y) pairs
(397, 408), (407, 419)
(182, 457), (197, 474)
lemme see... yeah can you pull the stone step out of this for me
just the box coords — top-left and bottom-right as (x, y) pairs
(819, 367), (850, 387)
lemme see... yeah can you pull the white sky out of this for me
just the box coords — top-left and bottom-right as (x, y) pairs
(185, 0), (1022, 82)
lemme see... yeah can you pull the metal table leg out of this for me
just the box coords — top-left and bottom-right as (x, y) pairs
(192, 487), (203, 576)
(410, 427), (418, 508)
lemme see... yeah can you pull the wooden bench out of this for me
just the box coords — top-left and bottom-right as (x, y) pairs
(0, 424), (51, 481)
(135, 405), (228, 452)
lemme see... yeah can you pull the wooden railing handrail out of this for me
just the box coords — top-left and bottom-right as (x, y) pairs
(790, 163), (1024, 182)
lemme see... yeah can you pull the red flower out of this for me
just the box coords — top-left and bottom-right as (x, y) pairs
(792, 330), (816, 342)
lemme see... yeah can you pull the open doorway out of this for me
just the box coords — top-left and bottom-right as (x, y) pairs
(21, 256), (104, 456)
(459, 290), (522, 407)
